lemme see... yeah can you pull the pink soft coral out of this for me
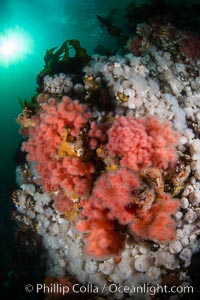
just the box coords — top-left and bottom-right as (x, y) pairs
(77, 167), (139, 258)
(107, 115), (179, 171)
(77, 203), (124, 259)
(77, 167), (179, 258)
(22, 96), (94, 210)
(53, 191), (74, 213)
(130, 193), (180, 243)
(89, 167), (140, 224)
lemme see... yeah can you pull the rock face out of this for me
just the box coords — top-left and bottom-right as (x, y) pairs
(13, 18), (200, 300)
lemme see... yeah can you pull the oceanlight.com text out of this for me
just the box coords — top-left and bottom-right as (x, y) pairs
(25, 282), (194, 296)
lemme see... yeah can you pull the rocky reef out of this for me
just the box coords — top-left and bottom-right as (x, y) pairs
(13, 2), (200, 299)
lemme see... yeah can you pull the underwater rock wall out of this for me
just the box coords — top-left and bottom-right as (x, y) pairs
(13, 17), (200, 300)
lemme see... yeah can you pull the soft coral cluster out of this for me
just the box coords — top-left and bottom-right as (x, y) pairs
(89, 167), (140, 224)
(77, 115), (180, 258)
(77, 168), (138, 258)
(21, 94), (180, 258)
(77, 167), (179, 258)
(77, 201), (124, 259)
(107, 115), (179, 171)
(130, 192), (180, 243)
(22, 96), (94, 212)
